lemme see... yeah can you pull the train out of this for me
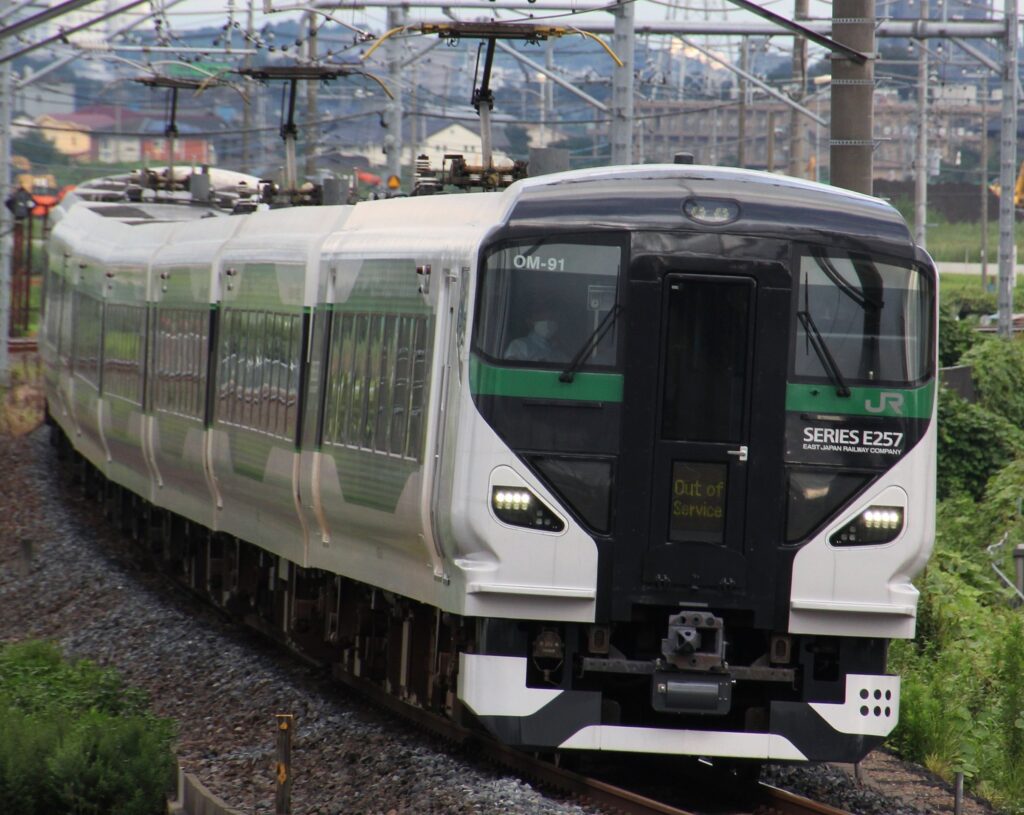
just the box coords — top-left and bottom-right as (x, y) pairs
(41, 162), (937, 768)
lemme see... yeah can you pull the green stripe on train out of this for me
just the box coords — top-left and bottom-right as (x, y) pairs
(469, 355), (623, 402)
(785, 380), (935, 419)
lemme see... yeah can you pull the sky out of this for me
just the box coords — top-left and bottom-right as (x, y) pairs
(149, 0), (844, 34)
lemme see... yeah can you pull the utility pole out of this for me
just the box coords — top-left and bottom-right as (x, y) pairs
(384, 4), (404, 184)
(610, 0), (635, 165)
(997, 0), (1018, 338)
(738, 36), (747, 167)
(981, 72), (989, 290)
(0, 0), (12, 388)
(767, 110), (776, 171)
(304, 11), (318, 179)
(543, 39), (554, 147)
(830, 0), (875, 194)
(242, 0), (255, 170)
(914, 0), (929, 249)
(788, 0), (809, 178)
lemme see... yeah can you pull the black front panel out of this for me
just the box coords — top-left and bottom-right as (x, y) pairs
(648, 274), (754, 574)
(612, 236), (791, 626)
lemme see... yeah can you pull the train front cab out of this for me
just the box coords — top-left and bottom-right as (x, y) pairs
(458, 184), (936, 764)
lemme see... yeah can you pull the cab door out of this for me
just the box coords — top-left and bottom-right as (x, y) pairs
(643, 274), (755, 591)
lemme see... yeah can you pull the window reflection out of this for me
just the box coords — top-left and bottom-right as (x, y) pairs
(476, 238), (624, 370)
(794, 250), (932, 386)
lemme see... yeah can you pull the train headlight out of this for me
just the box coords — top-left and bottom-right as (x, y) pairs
(830, 505), (904, 547)
(491, 487), (565, 532)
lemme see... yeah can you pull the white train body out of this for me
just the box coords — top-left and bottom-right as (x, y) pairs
(43, 165), (937, 764)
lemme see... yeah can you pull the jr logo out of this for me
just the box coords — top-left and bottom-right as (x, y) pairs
(865, 392), (904, 415)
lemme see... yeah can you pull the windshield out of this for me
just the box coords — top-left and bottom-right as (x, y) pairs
(475, 237), (625, 369)
(793, 248), (933, 387)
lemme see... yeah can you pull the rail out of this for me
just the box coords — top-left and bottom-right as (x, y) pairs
(8, 336), (37, 354)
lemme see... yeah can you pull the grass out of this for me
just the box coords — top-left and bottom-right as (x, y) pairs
(924, 220), (1024, 264)
(886, 198), (1024, 264)
(940, 272), (1024, 305)
(0, 354), (45, 437)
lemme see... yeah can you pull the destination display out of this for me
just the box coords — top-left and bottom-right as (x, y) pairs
(669, 460), (727, 544)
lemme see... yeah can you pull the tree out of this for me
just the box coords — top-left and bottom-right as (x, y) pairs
(13, 130), (63, 169)
(503, 124), (531, 160)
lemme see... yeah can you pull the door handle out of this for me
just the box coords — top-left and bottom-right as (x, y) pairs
(727, 445), (748, 462)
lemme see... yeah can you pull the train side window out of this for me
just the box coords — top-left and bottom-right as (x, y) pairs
(214, 307), (302, 440)
(153, 307), (209, 421)
(389, 316), (412, 455)
(71, 290), (102, 387)
(59, 272), (75, 360)
(408, 318), (430, 459)
(321, 310), (431, 463)
(43, 267), (64, 352)
(102, 303), (146, 406)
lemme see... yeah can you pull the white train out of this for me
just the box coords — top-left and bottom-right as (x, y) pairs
(42, 164), (937, 766)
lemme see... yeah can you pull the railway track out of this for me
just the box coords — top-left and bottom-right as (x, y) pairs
(8, 336), (38, 353)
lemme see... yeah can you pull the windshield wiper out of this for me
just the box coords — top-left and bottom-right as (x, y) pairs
(811, 247), (882, 312)
(560, 304), (622, 383)
(797, 310), (851, 397)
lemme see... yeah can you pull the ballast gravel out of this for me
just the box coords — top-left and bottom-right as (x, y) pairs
(0, 427), (1001, 815)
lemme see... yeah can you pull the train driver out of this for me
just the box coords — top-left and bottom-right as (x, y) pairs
(505, 298), (568, 363)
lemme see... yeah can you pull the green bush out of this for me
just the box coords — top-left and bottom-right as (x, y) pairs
(0, 641), (175, 815)
(49, 712), (175, 815)
(889, 448), (1024, 809)
(0, 639), (151, 717)
(0, 707), (63, 815)
(938, 307), (977, 367)
(960, 335), (1024, 428)
(936, 386), (1024, 500)
(995, 617), (1024, 810)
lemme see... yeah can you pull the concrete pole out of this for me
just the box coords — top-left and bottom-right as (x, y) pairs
(543, 39), (554, 147)
(304, 11), (319, 179)
(981, 73), (989, 289)
(738, 37), (747, 167)
(830, 0), (875, 194)
(384, 4), (405, 184)
(788, 0), (809, 178)
(242, 0), (254, 170)
(610, 0), (635, 166)
(997, 0), (1018, 338)
(0, 49), (12, 387)
(914, 0), (929, 249)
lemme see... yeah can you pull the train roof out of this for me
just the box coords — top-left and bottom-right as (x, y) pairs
(53, 164), (917, 262)
(504, 164), (915, 255)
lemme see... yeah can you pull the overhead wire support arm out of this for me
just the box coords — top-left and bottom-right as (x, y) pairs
(0, 0), (101, 42)
(137, 75), (223, 194)
(472, 37), (498, 167)
(362, 21), (623, 175)
(724, 0), (870, 64)
(678, 36), (826, 126)
(0, 0), (153, 64)
(238, 65), (391, 196)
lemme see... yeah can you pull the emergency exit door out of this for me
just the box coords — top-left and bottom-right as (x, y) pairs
(643, 274), (755, 591)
